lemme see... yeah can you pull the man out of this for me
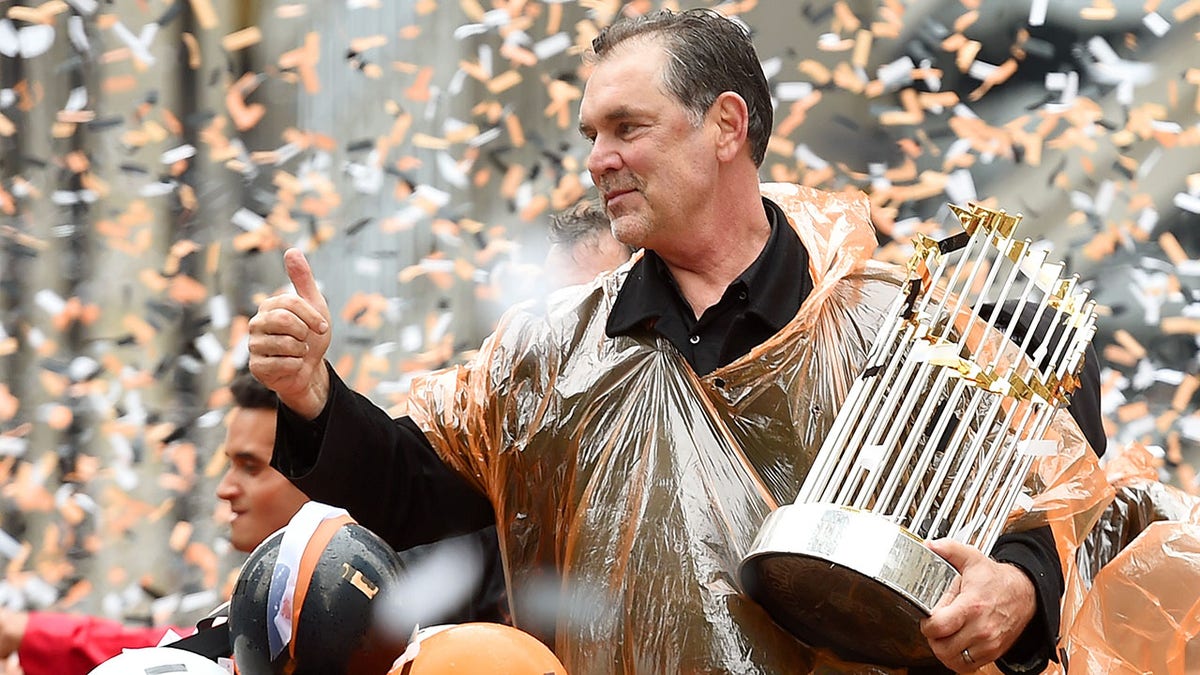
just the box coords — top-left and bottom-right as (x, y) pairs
(216, 371), (313, 554)
(249, 9), (1103, 674)
(0, 372), (311, 675)
(543, 201), (633, 289)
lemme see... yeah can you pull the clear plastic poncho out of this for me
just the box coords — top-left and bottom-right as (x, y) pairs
(1058, 442), (1200, 674)
(407, 184), (1107, 674)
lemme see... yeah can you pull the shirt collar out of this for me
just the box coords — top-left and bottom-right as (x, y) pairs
(606, 197), (810, 338)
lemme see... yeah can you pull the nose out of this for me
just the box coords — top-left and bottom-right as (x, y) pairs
(586, 134), (622, 180)
(216, 470), (238, 501)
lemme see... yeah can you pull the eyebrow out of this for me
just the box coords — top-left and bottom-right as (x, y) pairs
(578, 105), (641, 137)
(226, 450), (268, 464)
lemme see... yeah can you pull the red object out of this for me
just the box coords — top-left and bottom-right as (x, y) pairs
(17, 612), (189, 675)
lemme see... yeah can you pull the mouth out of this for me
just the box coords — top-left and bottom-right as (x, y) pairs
(604, 188), (636, 207)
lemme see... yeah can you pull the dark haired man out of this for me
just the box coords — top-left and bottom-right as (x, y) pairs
(249, 8), (1103, 673)
(0, 372), (308, 675)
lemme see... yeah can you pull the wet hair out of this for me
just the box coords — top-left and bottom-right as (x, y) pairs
(230, 370), (277, 411)
(549, 201), (631, 254)
(589, 8), (773, 167)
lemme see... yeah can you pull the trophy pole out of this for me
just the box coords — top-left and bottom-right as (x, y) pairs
(740, 204), (1098, 666)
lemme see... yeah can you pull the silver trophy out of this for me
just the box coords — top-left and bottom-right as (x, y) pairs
(739, 203), (1097, 666)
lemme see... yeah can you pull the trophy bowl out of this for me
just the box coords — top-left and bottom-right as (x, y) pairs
(739, 503), (958, 666)
(738, 204), (1097, 667)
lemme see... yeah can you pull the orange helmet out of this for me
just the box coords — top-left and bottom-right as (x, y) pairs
(389, 623), (566, 674)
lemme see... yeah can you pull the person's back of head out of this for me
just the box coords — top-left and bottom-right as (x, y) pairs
(230, 369), (278, 411)
(545, 201), (633, 288)
(588, 8), (772, 168)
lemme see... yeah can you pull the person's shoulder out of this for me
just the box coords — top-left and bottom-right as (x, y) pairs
(759, 182), (870, 215)
(486, 260), (631, 348)
(543, 256), (635, 322)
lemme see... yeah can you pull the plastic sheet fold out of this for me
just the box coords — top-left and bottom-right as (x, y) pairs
(407, 184), (1108, 673)
(1054, 442), (1200, 673)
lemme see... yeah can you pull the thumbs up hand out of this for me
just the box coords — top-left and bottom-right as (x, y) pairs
(248, 248), (333, 419)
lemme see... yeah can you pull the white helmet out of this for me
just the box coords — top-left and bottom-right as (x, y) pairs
(88, 646), (229, 675)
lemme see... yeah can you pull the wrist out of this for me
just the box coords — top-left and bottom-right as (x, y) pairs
(301, 368), (331, 420)
(284, 362), (331, 420)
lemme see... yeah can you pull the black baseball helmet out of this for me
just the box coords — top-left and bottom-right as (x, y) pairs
(229, 506), (409, 674)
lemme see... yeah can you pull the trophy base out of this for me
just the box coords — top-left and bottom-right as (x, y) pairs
(739, 503), (959, 667)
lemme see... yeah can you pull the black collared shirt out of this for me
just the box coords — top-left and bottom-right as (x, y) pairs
(606, 197), (813, 375)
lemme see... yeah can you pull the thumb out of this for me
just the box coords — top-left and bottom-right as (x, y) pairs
(284, 248), (329, 314)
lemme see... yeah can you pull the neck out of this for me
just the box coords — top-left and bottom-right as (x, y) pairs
(658, 174), (770, 319)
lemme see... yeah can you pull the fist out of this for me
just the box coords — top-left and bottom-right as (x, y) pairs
(247, 248), (332, 419)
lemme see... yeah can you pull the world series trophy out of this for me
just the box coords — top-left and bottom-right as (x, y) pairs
(739, 203), (1098, 666)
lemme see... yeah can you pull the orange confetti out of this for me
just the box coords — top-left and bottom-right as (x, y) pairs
(405, 66), (435, 102)
(169, 521), (194, 552)
(487, 70), (523, 94)
(46, 404), (73, 431)
(519, 193), (549, 221)
(276, 4), (308, 18)
(832, 1), (862, 32)
(1159, 232), (1190, 266)
(226, 73), (266, 131)
(0, 385), (17, 421)
(189, 0), (219, 29)
(505, 112), (526, 148)
(350, 35), (388, 53)
(222, 26), (263, 52)
(278, 32), (321, 94)
(851, 29), (873, 69)
(1173, 375), (1200, 413)
(102, 75), (138, 94)
(169, 275), (209, 305)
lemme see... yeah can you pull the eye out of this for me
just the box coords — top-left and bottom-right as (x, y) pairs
(234, 458), (264, 475)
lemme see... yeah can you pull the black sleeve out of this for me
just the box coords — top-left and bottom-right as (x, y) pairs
(983, 300), (1107, 673)
(271, 362), (496, 551)
(990, 527), (1061, 673)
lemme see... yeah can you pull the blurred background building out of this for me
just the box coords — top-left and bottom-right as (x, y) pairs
(0, 0), (1197, 635)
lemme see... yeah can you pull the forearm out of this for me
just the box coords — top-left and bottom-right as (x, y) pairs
(272, 363), (495, 550)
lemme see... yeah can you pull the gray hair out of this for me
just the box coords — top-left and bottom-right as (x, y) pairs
(549, 201), (631, 254)
(589, 8), (773, 167)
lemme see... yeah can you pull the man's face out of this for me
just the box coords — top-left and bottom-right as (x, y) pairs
(215, 407), (308, 553)
(579, 39), (718, 252)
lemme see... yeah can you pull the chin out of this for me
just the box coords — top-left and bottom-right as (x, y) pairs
(611, 216), (647, 248)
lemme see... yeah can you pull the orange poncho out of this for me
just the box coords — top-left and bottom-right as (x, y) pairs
(408, 184), (1107, 674)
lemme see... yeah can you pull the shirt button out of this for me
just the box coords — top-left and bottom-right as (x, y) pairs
(689, 335), (700, 344)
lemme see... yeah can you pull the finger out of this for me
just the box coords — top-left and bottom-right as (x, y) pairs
(921, 569), (967, 640)
(926, 537), (981, 573)
(250, 302), (324, 338)
(284, 248), (330, 331)
(251, 298), (327, 340)
(926, 635), (976, 674)
(249, 331), (312, 359)
(932, 572), (961, 611)
(921, 601), (967, 641)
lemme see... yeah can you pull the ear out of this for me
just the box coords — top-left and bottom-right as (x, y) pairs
(710, 91), (751, 163)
